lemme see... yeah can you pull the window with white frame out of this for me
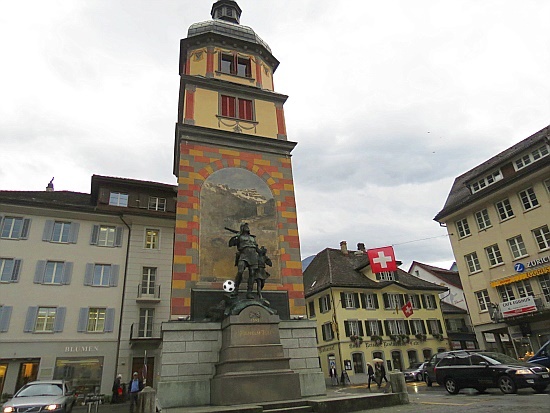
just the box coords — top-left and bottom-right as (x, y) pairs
(376, 271), (396, 281)
(148, 197), (166, 211)
(138, 308), (155, 338)
(361, 293), (378, 309)
(383, 293), (403, 310)
(475, 209), (492, 231)
(406, 294), (421, 309)
(518, 187), (539, 211)
(25, 307), (65, 333)
(427, 319), (442, 335)
(366, 320), (382, 336)
(516, 279), (534, 298)
(470, 170), (502, 193)
(109, 192), (128, 207)
(84, 264), (119, 287)
(485, 244), (503, 266)
(385, 319), (408, 335)
(475, 290), (491, 312)
(87, 308), (106, 332)
(321, 322), (334, 341)
(344, 320), (363, 337)
(90, 225), (123, 247)
(308, 301), (316, 318)
(513, 144), (549, 170)
(42, 221), (79, 243)
(498, 284), (516, 302)
(319, 295), (331, 313)
(465, 252), (481, 274)
(410, 319), (425, 335)
(532, 225), (550, 251)
(0, 258), (21, 283)
(145, 229), (160, 249)
(0, 216), (31, 240)
(455, 218), (471, 238)
(495, 199), (514, 221)
(342, 292), (359, 309)
(77, 308), (114, 333)
(545, 179), (550, 194)
(507, 235), (528, 259)
(38, 261), (71, 285)
(539, 274), (550, 303)
(422, 294), (437, 309)
(141, 267), (157, 295)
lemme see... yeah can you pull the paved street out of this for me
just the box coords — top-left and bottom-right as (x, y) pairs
(73, 381), (549, 413)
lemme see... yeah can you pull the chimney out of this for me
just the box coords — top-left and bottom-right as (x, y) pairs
(357, 243), (366, 253)
(46, 177), (54, 192)
(340, 241), (348, 255)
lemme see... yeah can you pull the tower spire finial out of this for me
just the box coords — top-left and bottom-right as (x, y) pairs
(211, 1), (242, 24)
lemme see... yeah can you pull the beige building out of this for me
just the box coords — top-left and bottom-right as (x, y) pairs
(0, 175), (175, 398)
(434, 125), (550, 358)
(303, 242), (449, 385)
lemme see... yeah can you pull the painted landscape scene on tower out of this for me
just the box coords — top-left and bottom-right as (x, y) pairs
(199, 167), (279, 283)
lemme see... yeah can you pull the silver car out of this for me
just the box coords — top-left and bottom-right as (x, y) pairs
(403, 362), (427, 381)
(2, 380), (75, 413)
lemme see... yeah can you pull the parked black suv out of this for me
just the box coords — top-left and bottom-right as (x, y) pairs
(435, 350), (550, 394)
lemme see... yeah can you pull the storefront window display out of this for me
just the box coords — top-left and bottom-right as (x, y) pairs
(53, 357), (103, 397)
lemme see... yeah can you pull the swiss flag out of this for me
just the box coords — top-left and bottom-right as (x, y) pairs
(402, 301), (414, 318)
(367, 246), (397, 273)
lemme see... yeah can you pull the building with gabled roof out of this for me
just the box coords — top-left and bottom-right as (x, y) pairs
(303, 242), (449, 385)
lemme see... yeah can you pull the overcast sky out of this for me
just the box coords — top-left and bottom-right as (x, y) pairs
(1, 0), (549, 271)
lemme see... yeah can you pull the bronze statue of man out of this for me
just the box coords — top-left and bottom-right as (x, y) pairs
(228, 223), (259, 299)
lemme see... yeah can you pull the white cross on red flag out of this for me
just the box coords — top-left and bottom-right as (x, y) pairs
(402, 301), (414, 318)
(367, 246), (397, 273)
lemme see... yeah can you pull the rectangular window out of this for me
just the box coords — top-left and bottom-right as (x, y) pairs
(220, 95), (253, 121)
(475, 209), (492, 230)
(410, 319), (425, 335)
(344, 320), (363, 337)
(423, 294), (437, 310)
(518, 187), (539, 211)
(376, 271), (396, 281)
(495, 199), (514, 221)
(362, 293), (377, 310)
(141, 267), (157, 295)
(485, 244), (503, 266)
(90, 225), (124, 247)
(52, 222), (71, 243)
(138, 308), (154, 338)
(539, 274), (550, 303)
(406, 294), (421, 309)
(0, 305), (13, 332)
(532, 225), (550, 251)
(342, 292), (359, 309)
(0, 258), (21, 283)
(319, 295), (331, 313)
(513, 144), (549, 170)
(507, 235), (528, 259)
(455, 218), (471, 238)
(44, 261), (65, 284)
(427, 320), (442, 335)
(475, 290), (491, 312)
(35, 307), (57, 332)
(470, 170), (502, 193)
(87, 308), (106, 332)
(498, 285), (516, 302)
(219, 52), (251, 78)
(545, 178), (550, 195)
(148, 197), (166, 211)
(321, 322), (333, 341)
(1, 217), (30, 239)
(308, 301), (316, 318)
(385, 320), (408, 335)
(383, 293), (403, 310)
(516, 280), (534, 298)
(109, 192), (128, 207)
(465, 252), (481, 274)
(145, 229), (160, 249)
(366, 320), (382, 336)
(85, 263), (120, 287)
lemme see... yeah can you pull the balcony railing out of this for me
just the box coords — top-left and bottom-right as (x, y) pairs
(446, 325), (474, 334)
(130, 322), (162, 341)
(136, 284), (161, 303)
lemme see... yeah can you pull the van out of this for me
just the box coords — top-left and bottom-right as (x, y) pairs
(529, 340), (550, 368)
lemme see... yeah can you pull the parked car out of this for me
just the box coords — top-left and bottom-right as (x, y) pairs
(403, 362), (427, 381)
(528, 340), (550, 368)
(2, 380), (76, 413)
(435, 350), (550, 394)
(423, 351), (451, 386)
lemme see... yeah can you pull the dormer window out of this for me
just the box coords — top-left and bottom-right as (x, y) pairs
(513, 144), (549, 171)
(376, 271), (396, 281)
(469, 170), (502, 194)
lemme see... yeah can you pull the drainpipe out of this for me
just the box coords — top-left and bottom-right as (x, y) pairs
(115, 215), (131, 380)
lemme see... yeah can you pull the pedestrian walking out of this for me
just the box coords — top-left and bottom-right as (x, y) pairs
(367, 362), (375, 390)
(129, 372), (144, 413)
(111, 374), (122, 404)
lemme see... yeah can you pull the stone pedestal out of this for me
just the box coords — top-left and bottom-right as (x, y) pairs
(210, 305), (301, 405)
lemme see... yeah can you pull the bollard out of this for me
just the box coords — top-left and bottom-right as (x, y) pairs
(388, 371), (409, 404)
(137, 387), (156, 413)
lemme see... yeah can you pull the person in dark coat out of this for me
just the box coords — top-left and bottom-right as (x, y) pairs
(111, 374), (122, 404)
(379, 361), (389, 384)
(367, 363), (375, 390)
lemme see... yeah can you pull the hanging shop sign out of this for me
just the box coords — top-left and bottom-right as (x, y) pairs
(499, 297), (537, 318)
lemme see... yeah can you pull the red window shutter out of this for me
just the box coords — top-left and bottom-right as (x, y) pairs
(221, 95), (236, 117)
(239, 99), (253, 120)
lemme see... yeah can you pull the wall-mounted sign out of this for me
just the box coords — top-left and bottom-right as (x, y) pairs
(499, 297), (537, 318)
(344, 360), (352, 370)
(490, 264), (550, 287)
